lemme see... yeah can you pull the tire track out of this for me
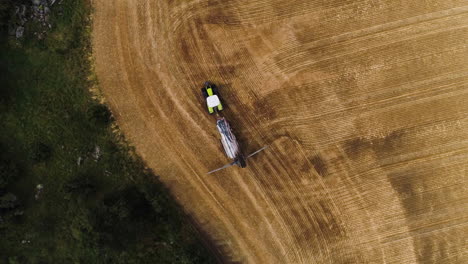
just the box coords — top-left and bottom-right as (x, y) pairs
(93, 0), (468, 262)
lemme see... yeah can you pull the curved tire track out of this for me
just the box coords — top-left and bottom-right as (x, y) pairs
(93, 0), (468, 262)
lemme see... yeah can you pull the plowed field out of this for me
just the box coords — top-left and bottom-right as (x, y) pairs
(93, 1), (468, 263)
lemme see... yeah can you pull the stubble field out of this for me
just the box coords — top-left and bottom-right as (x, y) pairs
(93, 1), (468, 263)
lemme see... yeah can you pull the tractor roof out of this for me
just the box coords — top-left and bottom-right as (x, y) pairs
(207, 95), (220, 108)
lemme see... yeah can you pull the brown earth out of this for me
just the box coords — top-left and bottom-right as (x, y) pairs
(92, 0), (468, 263)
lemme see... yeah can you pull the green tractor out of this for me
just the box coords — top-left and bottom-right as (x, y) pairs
(201, 82), (223, 114)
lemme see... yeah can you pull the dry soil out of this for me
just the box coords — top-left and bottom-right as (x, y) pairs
(93, 0), (468, 263)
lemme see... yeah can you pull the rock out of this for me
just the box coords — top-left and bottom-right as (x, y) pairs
(92, 146), (101, 161)
(15, 27), (24, 39)
(14, 210), (24, 216)
(18, 5), (28, 25)
(15, 0), (56, 40)
(35, 184), (44, 200)
(20, 5), (27, 17)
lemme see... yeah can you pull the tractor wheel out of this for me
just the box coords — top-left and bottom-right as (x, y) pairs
(212, 85), (219, 95)
(201, 88), (208, 98)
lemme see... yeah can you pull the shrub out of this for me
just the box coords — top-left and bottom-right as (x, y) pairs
(30, 142), (52, 163)
(90, 104), (113, 126)
(0, 157), (18, 190)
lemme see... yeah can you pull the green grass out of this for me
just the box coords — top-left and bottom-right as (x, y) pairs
(0, 1), (217, 263)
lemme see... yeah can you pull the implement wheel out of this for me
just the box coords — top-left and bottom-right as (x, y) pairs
(237, 155), (247, 168)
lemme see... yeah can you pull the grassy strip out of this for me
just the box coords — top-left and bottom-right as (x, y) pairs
(0, 1), (217, 263)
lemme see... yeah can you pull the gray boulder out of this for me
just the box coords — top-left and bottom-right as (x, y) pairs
(15, 26), (24, 38)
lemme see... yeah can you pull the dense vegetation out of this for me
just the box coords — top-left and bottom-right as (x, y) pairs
(0, 1), (216, 263)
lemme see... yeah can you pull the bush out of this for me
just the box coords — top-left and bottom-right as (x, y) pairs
(0, 193), (18, 209)
(90, 104), (113, 126)
(0, 156), (18, 190)
(64, 176), (95, 197)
